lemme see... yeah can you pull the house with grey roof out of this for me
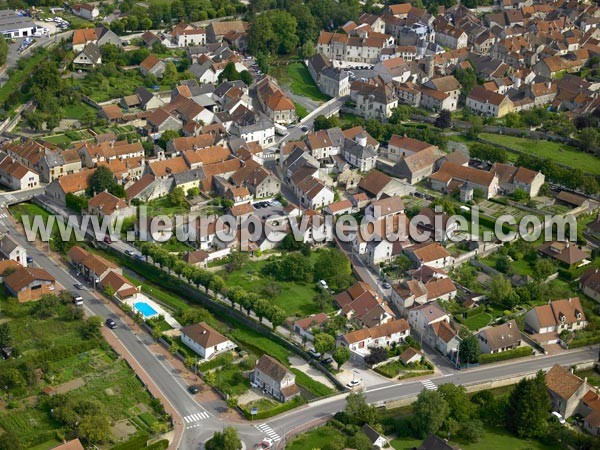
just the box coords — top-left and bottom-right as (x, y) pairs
(73, 43), (102, 68)
(342, 135), (378, 172)
(0, 234), (28, 267)
(252, 355), (300, 403)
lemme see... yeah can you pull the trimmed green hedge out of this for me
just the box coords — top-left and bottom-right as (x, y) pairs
(146, 440), (169, 450)
(478, 346), (532, 364)
(569, 334), (600, 349)
(240, 396), (305, 420)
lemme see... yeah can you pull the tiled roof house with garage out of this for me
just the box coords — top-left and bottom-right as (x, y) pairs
(3, 266), (56, 302)
(180, 322), (235, 360)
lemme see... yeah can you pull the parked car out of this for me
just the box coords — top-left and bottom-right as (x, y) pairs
(300, 126), (308, 132)
(134, 254), (143, 260)
(346, 379), (362, 388)
(26, 256), (33, 264)
(382, 282), (391, 289)
(124, 250), (132, 256)
(321, 357), (333, 365)
(105, 318), (117, 329)
(188, 385), (200, 394)
(551, 411), (566, 425)
(72, 293), (83, 306)
(103, 235), (112, 244)
(74, 282), (83, 289)
(308, 349), (321, 359)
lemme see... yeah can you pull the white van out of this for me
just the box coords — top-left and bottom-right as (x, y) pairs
(73, 294), (83, 306)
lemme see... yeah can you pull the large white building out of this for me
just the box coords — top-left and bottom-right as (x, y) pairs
(0, 10), (38, 38)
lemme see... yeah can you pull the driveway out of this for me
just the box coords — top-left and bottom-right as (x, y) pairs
(289, 356), (335, 390)
(336, 361), (390, 388)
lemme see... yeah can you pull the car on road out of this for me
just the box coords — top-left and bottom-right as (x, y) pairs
(72, 293), (83, 306)
(308, 349), (321, 359)
(105, 318), (117, 329)
(382, 282), (391, 289)
(300, 125), (308, 132)
(74, 282), (83, 289)
(134, 254), (143, 260)
(321, 357), (333, 365)
(256, 438), (274, 449)
(346, 379), (362, 388)
(124, 250), (132, 256)
(188, 385), (200, 394)
(103, 235), (112, 244)
(26, 256), (33, 264)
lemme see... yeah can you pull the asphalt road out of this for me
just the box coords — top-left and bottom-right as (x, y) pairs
(3, 201), (598, 449)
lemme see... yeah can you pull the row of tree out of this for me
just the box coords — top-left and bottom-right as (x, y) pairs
(139, 244), (287, 329)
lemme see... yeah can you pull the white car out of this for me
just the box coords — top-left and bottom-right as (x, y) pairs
(551, 411), (566, 424)
(346, 379), (362, 388)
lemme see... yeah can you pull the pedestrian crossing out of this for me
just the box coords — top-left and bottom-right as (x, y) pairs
(0, 213), (7, 219)
(183, 411), (210, 428)
(255, 423), (281, 442)
(421, 380), (438, 391)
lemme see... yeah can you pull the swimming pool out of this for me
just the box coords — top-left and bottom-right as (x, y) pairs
(134, 301), (159, 319)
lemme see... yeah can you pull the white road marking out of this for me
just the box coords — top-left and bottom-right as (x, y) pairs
(421, 380), (437, 391)
(183, 411), (210, 424)
(255, 423), (281, 441)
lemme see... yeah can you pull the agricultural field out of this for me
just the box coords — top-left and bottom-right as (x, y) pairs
(0, 291), (168, 449)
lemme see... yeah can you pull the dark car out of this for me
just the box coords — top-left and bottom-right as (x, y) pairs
(103, 235), (112, 244)
(105, 318), (117, 329)
(188, 385), (200, 394)
(124, 250), (133, 256)
(321, 357), (334, 365)
(300, 126), (309, 132)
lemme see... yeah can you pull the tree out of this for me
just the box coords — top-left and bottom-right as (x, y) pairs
(313, 249), (353, 291)
(435, 110), (452, 129)
(459, 419), (484, 443)
(533, 258), (556, 281)
(240, 70), (253, 86)
(459, 335), (480, 364)
(82, 316), (103, 339)
(453, 66), (477, 97)
(0, 323), (11, 348)
(162, 61), (178, 85)
(167, 187), (185, 207)
(347, 431), (373, 450)
(489, 274), (513, 307)
(253, 298), (272, 323)
(268, 305), (287, 330)
(77, 414), (111, 443)
(314, 333), (335, 355)
(506, 371), (551, 438)
(364, 347), (388, 366)
(313, 290), (332, 312)
(438, 384), (473, 422)
(467, 116), (483, 139)
(90, 166), (116, 195)
(140, 17), (152, 30)
(412, 390), (449, 438)
(205, 426), (241, 450)
(344, 392), (378, 425)
(332, 346), (350, 369)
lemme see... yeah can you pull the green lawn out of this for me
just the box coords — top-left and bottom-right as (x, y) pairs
(479, 133), (600, 175)
(463, 312), (493, 331)
(70, 70), (154, 103)
(218, 258), (327, 317)
(281, 62), (331, 102)
(392, 426), (560, 450)
(286, 425), (346, 450)
(62, 102), (97, 120)
(294, 102), (309, 119)
(145, 197), (189, 217)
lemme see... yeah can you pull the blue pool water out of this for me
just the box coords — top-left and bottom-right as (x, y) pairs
(134, 301), (158, 318)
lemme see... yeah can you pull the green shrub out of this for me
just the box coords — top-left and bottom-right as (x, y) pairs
(241, 396), (305, 420)
(110, 433), (150, 450)
(478, 346), (532, 364)
(292, 368), (335, 397)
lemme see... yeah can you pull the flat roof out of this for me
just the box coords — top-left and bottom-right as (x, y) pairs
(0, 10), (36, 32)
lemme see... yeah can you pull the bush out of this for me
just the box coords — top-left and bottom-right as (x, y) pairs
(478, 346), (532, 364)
(110, 433), (150, 450)
(569, 334), (600, 348)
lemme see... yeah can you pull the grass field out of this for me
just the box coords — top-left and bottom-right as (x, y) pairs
(479, 133), (600, 175)
(70, 71), (159, 103)
(279, 62), (330, 102)
(294, 102), (309, 119)
(62, 102), (97, 120)
(218, 258), (327, 317)
(146, 197), (189, 217)
(463, 312), (493, 331)
(286, 426), (346, 450)
(392, 426), (560, 450)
